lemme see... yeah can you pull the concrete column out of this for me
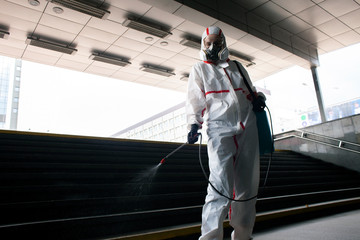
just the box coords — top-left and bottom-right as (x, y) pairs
(311, 66), (326, 123)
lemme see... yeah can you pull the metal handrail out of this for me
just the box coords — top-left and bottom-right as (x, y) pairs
(274, 129), (360, 154)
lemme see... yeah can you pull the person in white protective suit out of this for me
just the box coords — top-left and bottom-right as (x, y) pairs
(186, 26), (265, 240)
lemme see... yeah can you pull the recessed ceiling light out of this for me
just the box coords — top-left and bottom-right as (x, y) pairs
(0, 30), (10, 39)
(123, 18), (172, 38)
(28, 0), (40, 6)
(180, 74), (189, 81)
(160, 41), (168, 46)
(26, 36), (77, 55)
(145, 36), (153, 42)
(90, 53), (131, 67)
(46, 0), (110, 19)
(53, 6), (64, 14)
(140, 64), (175, 77)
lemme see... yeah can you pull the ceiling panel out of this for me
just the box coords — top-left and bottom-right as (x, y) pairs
(73, 35), (111, 53)
(44, 2), (91, 24)
(319, 0), (360, 17)
(174, 5), (217, 27)
(239, 34), (272, 50)
(79, 26), (119, 44)
(297, 27), (329, 44)
(296, 5), (333, 26)
(251, 50), (277, 62)
(87, 17), (128, 36)
(355, 28), (360, 35)
(316, 19), (351, 37)
(105, 45), (141, 59)
(251, 1), (292, 23)
(277, 16), (312, 34)
(6, 0), (48, 12)
(22, 50), (59, 65)
(229, 41), (259, 55)
(106, 5), (127, 24)
(339, 9), (360, 29)
(143, 7), (184, 28)
(0, 0), (42, 23)
(317, 38), (345, 52)
(144, 46), (178, 59)
(122, 28), (161, 45)
(133, 52), (167, 65)
(85, 64), (118, 77)
(135, 75), (163, 86)
(26, 44), (63, 57)
(108, 0), (151, 16)
(39, 14), (84, 35)
(246, 12), (272, 35)
(91, 59), (121, 71)
(0, 12), (36, 34)
(60, 53), (93, 65)
(153, 38), (187, 53)
(114, 37), (149, 52)
(0, 0), (359, 92)
(263, 45), (292, 59)
(0, 43), (24, 58)
(333, 30), (360, 46)
(33, 24), (77, 43)
(218, 0), (247, 25)
(213, 21), (248, 40)
(169, 53), (198, 67)
(232, 0), (268, 10)
(111, 70), (139, 82)
(270, 25), (292, 45)
(56, 58), (88, 71)
(166, 28), (187, 43)
(0, 37), (24, 50)
(271, 0), (315, 14)
(175, 20), (206, 37)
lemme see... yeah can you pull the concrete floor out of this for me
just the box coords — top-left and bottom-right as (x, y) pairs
(171, 208), (360, 240)
(248, 209), (360, 240)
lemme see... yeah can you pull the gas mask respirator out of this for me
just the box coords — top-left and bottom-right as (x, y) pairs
(204, 43), (222, 61)
(201, 41), (229, 62)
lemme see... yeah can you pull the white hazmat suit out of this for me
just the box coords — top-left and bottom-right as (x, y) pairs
(186, 26), (260, 240)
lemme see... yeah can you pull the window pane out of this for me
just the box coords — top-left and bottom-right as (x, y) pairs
(254, 66), (319, 134)
(317, 43), (360, 120)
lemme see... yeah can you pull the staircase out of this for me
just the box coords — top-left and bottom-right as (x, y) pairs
(0, 130), (359, 239)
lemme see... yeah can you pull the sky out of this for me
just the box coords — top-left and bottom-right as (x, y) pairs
(18, 62), (185, 137)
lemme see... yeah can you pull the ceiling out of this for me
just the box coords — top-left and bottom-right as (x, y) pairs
(0, 0), (359, 92)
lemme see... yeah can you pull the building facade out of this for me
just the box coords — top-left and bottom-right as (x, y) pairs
(0, 56), (21, 130)
(112, 102), (188, 143)
(112, 101), (209, 144)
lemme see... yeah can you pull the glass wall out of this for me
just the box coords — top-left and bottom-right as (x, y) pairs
(254, 43), (360, 134)
(254, 66), (319, 134)
(317, 43), (360, 121)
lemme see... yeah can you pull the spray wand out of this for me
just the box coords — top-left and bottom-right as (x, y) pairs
(160, 142), (188, 165)
(159, 134), (200, 165)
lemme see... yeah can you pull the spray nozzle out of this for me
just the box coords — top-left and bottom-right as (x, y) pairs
(159, 141), (189, 166)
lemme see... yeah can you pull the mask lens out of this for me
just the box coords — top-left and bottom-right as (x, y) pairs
(205, 44), (220, 61)
(203, 35), (224, 61)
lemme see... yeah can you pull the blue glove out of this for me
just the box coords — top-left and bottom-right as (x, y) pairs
(187, 124), (199, 144)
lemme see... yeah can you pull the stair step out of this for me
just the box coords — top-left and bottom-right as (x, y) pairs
(1, 131), (360, 239)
